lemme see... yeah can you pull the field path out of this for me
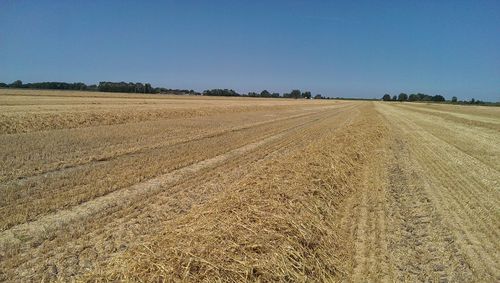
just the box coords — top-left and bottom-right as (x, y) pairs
(339, 145), (394, 282)
(385, 104), (499, 280)
(339, 102), (499, 281)
(358, 102), (498, 281)
(384, 136), (474, 282)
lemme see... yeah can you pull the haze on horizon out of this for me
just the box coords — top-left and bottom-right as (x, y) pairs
(0, 0), (499, 101)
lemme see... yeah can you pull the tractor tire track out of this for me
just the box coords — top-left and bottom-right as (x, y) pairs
(377, 103), (499, 281)
(341, 102), (490, 282)
(339, 145), (394, 282)
(385, 136), (474, 282)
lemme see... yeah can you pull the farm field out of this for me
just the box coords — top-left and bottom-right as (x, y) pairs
(0, 89), (499, 281)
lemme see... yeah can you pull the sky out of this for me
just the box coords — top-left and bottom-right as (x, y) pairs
(0, 0), (499, 101)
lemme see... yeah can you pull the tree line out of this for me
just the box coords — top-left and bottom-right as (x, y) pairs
(0, 80), (327, 99)
(0, 80), (92, 91)
(381, 92), (495, 105)
(382, 92), (445, 102)
(202, 89), (318, 99)
(0, 80), (199, 95)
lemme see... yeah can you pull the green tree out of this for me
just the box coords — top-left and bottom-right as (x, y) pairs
(203, 89), (240, 96)
(290, 89), (301, 99)
(10, 80), (23, 88)
(451, 96), (458, 103)
(431, 95), (445, 102)
(398, 93), (408, 101)
(260, 90), (271, 97)
(302, 91), (312, 99)
(382, 94), (391, 101)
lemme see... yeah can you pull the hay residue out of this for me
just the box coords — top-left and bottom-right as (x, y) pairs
(85, 107), (386, 282)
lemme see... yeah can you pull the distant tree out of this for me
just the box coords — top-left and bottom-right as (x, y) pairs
(248, 92), (259, 97)
(302, 91), (312, 99)
(260, 90), (271, 97)
(271, 92), (280, 98)
(0, 82), (7, 88)
(421, 93), (436, 101)
(154, 87), (200, 95)
(398, 93), (408, 101)
(408, 94), (418, 101)
(470, 98), (475, 104)
(382, 94), (391, 101)
(18, 81), (89, 90)
(10, 80), (23, 88)
(96, 81), (155, 93)
(203, 89), (240, 96)
(392, 95), (397, 101)
(314, 94), (323, 99)
(431, 95), (445, 102)
(451, 96), (458, 103)
(283, 92), (291, 98)
(290, 89), (301, 99)
(134, 83), (145, 93)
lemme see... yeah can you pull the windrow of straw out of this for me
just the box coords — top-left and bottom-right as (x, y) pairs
(84, 105), (387, 282)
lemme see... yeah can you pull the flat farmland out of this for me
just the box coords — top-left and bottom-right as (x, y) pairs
(0, 90), (498, 281)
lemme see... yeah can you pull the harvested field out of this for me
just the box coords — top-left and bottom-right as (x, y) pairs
(0, 90), (498, 282)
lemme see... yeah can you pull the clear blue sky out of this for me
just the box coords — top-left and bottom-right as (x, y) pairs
(1, 0), (499, 101)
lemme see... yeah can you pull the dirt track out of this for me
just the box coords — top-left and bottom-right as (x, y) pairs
(0, 90), (498, 281)
(341, 102), (499, 282)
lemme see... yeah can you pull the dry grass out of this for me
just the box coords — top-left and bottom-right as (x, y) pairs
(375, 103), (500, 280)
(1, 90), (498, 282)
(1, 90), (358, 281)
(0, 90), (340, 231)
(83, 104), (386, 282)
(0, 89), (331, 134)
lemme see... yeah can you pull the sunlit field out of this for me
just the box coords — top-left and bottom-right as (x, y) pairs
(0, 90), (498, 281)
